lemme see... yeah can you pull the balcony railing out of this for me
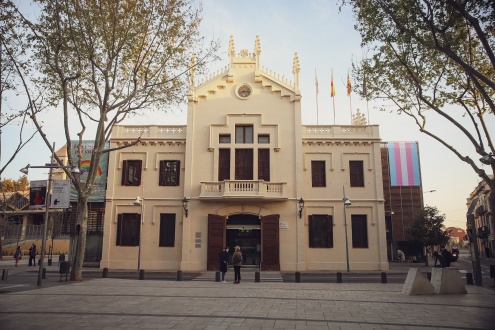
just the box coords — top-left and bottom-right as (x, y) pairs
(200, 180), (287, 200)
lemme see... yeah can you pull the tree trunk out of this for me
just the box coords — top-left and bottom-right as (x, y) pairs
(70, 196), (88, 281)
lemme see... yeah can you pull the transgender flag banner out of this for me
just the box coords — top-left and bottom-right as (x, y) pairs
(388, 142), (421, 186)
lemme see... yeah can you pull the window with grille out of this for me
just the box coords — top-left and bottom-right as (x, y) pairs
(159, 214), (176, 247)
(258, 134), (270, 144)
(121, 160), (142, 186)
(309, 215), (333, 248)
(159, 160), (180, 186)
(258, 149), (270, 181)
(219, 134), (231, 143)
(116, 213), (140, 246)
(235, 149), (253, 180)
(349, 160), (364, 187)
(351, 214), (368, 248)
(311, 161), (326, 187)
(218, 149), (230, 181)
(235, 125), (253, 143)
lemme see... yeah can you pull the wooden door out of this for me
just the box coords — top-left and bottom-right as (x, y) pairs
(260, 214), (280, 271)
(207, 214), (226, 270)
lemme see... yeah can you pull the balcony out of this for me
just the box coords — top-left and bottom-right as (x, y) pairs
(200, 180), (288, 200)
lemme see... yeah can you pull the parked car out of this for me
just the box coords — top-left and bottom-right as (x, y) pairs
(451, 247), (459, 262)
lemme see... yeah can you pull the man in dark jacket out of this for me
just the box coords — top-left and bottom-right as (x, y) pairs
(29, 243), (37, 266)
(440, 245), (452, 268)
(219, 246), (229, 283)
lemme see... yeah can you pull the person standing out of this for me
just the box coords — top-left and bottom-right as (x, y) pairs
(29, 243), (37, 266)
(14, 246), (22, 267)
(397, 249), (405, 262)
(232, 246), (243, 284)
(219, 246), (229, 283)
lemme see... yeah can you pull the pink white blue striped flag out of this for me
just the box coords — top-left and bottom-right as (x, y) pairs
(387, 142), (421, 186)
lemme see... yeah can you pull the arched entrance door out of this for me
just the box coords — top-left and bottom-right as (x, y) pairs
(207, 213), (280, 271)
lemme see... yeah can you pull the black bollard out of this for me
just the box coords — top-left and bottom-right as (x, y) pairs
(48, 259), (52, 266)
(380, 272), (387, 283)
(177, 270), (183, 281)
(255, 271), (260, 282)
(42, 268), (46, 279)
(215, 271), (220, 282)
(426, 272), (431, 281)
(1, 269), (8, 280)
(337, 272), (342, 283)
(139, 269), (145, 280)
(295, 271), (301, 283)
(102, 267), (108, 278)
(466, 273), (474, 285)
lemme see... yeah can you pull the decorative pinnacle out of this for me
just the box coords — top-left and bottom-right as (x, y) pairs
(228, 35), (235, 57)
(292, 52), (300, 74)
(254, 35), (261, 56)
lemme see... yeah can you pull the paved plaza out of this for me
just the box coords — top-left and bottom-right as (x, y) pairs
(1, 275), (495, 330)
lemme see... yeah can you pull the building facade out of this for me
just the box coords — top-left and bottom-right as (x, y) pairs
(467, 178), (493, 258)
(101, 36), (389, 272)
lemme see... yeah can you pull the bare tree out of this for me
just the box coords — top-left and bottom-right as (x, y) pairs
(9, 0), (218, 279)
(343, 0), (494, 234)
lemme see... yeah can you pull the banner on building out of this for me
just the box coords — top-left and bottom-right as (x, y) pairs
(70, 141), (109, 202)
(51, 179), (71, 209)
(29, 180), (47, 209)
(387, 141), (421, 186)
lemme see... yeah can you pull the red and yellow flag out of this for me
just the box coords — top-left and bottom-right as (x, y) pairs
(330, 71), (336, 97)
(347, 72), (352, 96)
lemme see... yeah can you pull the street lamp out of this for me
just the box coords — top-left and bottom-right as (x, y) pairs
(343, 187), (351, 272)
(133, 196), (144, 271)
(479, 153), (495, 165)
(298, 198), (305, 219)
(182, 197), (189, 218)
(20, 142), (79, 286)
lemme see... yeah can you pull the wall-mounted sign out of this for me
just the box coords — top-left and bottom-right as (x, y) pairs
(279, 222), (288, 230)
(51, 179), (71, 209)
(29, 180), (47, 209)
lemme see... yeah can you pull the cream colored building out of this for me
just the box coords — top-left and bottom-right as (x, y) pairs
(101, 36), (389, 272)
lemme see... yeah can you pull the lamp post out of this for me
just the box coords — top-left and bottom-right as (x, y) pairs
(133, 196), (144, 271)
(343, 187), (351, 272)
(20, 142), (79, 286)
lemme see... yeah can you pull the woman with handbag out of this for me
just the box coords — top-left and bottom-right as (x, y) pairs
(232, 246), (243, 284)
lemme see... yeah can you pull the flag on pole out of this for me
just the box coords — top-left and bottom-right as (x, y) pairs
(347, 71), (352, 96)
(315, 68), (319, 95)
(331, 70), (336, 97)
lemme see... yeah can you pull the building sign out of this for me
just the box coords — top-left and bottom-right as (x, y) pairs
(29, 180), (47, 209)
(70, 141), (109, 202)
(51, 179), (71, 209)
(279, 222), (288, 230)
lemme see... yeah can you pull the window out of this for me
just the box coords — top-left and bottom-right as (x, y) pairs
(258, 134), (270, 144)
(218, 149), (230, 181)
(258, 149), (270, 181)
(235, 149), (253, 180)
(159, 214), (176, 247)
(311, 161), (326, 187)
(116, 213), (140, 246)
(351, 214), (368, 248)
(309, 215), (333, 248)
(235, 125), (253, 143)
(349, 160), (364, 187)
(159, 160), (180, 186)
(122, 160), (142, 186)
(219, 134), (231, 143)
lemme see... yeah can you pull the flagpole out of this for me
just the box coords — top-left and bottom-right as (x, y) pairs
(315, 68), (319, 125)
(333, 96), (336, 125)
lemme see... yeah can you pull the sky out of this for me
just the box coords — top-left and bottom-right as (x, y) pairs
(2, 0), (493, 230)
